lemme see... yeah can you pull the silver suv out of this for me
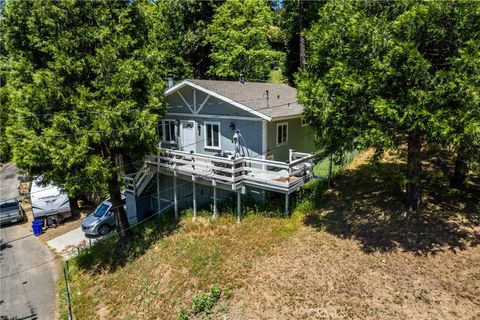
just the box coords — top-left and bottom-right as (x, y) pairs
(81, 199), (125, 236)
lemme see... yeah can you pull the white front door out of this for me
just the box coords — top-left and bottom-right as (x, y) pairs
(182, 121), (196, 153)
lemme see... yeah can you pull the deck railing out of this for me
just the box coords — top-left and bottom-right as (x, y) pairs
(146, 149), (316, 192)
(125, 163), (156, 195)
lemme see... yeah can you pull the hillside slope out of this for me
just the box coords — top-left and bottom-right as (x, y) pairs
(61, 151), (480, 320)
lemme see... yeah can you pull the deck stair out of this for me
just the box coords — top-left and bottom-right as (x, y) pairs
(125, 163), (156, 197)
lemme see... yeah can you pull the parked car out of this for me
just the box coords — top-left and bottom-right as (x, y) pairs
(81, 198), (125, 236)
(0, 198), (25, 225)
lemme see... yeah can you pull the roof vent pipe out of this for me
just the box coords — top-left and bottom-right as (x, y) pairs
(167, 71), (174, 88)
(239, 73), (245, 84)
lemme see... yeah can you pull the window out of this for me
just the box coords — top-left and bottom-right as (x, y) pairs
(93, 203), (110, 218)
(163, 120), (176, 142)
(301, 117), (308, 127)
(277, 122), (288, 145)
(205, 122), (220, 149)
(0, 201), (18, 213)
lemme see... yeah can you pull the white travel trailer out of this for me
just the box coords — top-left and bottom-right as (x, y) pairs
(30, 178), (72, 224)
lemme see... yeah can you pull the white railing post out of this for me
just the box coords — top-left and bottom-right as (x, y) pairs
(212, 180), (218, 219)
(156, 171), (161, 216)
(236, 190), (241, 224)
(192, 176), (197, 221)
(173, 164), (178, 220)
(284, 193), (289, 217)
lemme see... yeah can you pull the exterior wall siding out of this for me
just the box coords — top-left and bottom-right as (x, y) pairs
(164, 89), (263, 157)
(166, 87), (254, 118)
(266, 117), (316, 162)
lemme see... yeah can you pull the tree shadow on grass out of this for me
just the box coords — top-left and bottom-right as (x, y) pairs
(304, 161), (480, 256)
(75, 210), (180, 274)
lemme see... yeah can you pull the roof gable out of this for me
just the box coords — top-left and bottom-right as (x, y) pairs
(165, 80), (304, 121)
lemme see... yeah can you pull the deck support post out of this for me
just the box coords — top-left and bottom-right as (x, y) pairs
(173, 170), (178, 220)
(284, 192), (289, 217)
(156, 171), (161, 216)
(212, 181), (218, 219)
(236, 190), (241, 224)
(192, 176), (197, 221)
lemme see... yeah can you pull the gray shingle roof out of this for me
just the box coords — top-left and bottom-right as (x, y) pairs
(187, 79), (303, 120)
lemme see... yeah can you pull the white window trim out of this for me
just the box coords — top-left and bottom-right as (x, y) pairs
(301, 117), (308, 127)
(276, 122), (288, 146)
(162, 119), (177, 143)
(204, 121), (221, 150)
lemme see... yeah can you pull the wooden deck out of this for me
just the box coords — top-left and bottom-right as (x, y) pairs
(145, 149), (315, 194)
(125, 149), (316, 220)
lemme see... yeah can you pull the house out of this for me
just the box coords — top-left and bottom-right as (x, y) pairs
(124, 78), (317, 225)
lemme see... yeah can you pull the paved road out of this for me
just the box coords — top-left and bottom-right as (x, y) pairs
(0, 163), (20, 200)
(1, 164), (58, 320)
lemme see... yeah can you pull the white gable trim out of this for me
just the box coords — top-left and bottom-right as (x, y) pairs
(166, 80), (272, 121)
(195, 94), (210, 114)
(176, 91), (194, 114)
(167, 113), (262, 121)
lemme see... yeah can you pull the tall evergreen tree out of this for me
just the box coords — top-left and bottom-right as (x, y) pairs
(434, 40), (480, 189)
(298, 0), (480, 212)
(281, 0), (323, 85)
(1, 0), (189, 239)
(207, 0), (285, 81)
(147, 0), (219, 79)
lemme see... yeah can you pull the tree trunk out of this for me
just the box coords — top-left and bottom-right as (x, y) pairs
(298, 0), (306, 71)
(450, 144), (468, 189)
(406, 133), (422, 213)
(107, 175), (132, 240)
(101, 142), (132, 240)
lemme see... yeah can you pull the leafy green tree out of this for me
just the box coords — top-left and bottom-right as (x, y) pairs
(298, 0), (480, 212)
(1, 0), (189, 239)
(207, 0), (285, 81)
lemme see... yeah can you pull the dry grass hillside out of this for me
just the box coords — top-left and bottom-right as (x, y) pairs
(60, 150), (480, 320)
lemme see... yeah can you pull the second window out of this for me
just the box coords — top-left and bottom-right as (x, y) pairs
(277, 122), (288, 145)
(205, 122), (220, 149)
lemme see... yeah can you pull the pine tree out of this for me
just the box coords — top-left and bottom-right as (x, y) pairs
(1, 0), (189, 239)
(298, 0), (480, 212)
(207, 0), (285, 81)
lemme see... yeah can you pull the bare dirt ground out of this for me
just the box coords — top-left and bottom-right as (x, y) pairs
(226, 150), (480, 320)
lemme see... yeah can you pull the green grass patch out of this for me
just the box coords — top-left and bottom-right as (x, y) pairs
(178, 287), (224, 319)
(314, 149), (360, 178)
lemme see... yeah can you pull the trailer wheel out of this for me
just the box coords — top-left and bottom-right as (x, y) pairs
(46, 215), (60, 228)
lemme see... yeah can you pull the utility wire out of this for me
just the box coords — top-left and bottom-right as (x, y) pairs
(3, 99), (301, 142)
(0, 129), (328, 279)
(0, 96), (274, 120)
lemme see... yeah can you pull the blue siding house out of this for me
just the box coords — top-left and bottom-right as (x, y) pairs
(125, 79), (317, 224)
